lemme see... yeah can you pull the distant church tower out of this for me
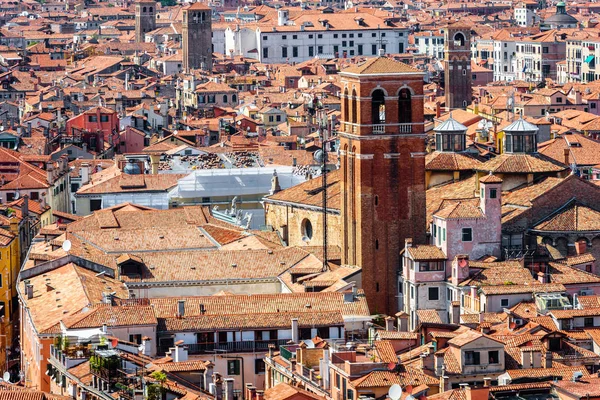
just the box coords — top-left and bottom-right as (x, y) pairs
(444, 24), (472, 110)
(339, 57), (427, 315)
(182, 3), (213, 72)
(135, 0), (156, 43)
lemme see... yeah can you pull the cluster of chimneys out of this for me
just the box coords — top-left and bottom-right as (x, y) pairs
(245, 384), (265, 400)
(209, 372), (235, 400)
(175, 300), (206, 318)
(47, 156), (69, 184)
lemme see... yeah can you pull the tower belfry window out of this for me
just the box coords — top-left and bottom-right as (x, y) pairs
(398, 88), (412, 124)
(372, 89), (385, 124)
(350, 89), (357, 124)
(454, 32), (465, 47)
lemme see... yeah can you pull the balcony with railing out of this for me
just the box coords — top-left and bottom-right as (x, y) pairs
(341, 122), (415, 135)
(373, 124), (385, 134)
(90, 349), (124, 386)
(463, 295), (481, 313)
(50, 343), (94, 370)
(157, 338), (290, 356)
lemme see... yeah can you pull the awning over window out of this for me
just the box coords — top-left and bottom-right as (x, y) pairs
(585, 55), (595, 63)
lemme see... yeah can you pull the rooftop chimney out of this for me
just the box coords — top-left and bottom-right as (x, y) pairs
(575, 240), (587, 255)
(203, 362), (214, 391)
(80, 163), (90, 185)
(397, 311), (409, 332)
(385, 316), (395, 331)
(26, 283), (33, 299)
(178, 300), (185, 317)
(291, 318), (299, 343)
(544, 351), (552, 368)
(224, 378), (234, 400)
(173, 341), (188, 362)
(46, 163), (54, 185)
(270, 170), (281, 195)
(22, 195), (29, 218)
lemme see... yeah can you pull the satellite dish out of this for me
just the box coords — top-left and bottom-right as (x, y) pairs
(389, 384), (402, 400)
(313, 149), (324, 164)
(3, 372), (10, 382)
(62, 240), (72, 252)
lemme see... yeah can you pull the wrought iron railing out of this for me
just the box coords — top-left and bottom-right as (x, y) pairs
(157, 338), (290, 355)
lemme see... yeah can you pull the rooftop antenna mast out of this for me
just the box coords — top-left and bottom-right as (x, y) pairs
(508, 91), (515, 122)
(313, 98), (330, 272)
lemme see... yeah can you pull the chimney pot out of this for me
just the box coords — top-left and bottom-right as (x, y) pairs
(26, 284), (34, 299)
(291, 318), (299, 343)
(178, 300), (185, 317)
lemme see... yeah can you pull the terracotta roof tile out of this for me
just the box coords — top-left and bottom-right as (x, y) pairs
(578, 295), (600, 309)
(534, 202), (600, 232)
(377, 331), (419, 340)
(417, 309), (444, 324)
(265, 169), (341, 211)
(478, 153), (567, 174)
(426, 152), (483, 171)
(374, 340), (398, 363)
(62, 305), (157, 329)
(434, 201), (484, 219)
(350, 369), (437, 389)
(551, 307), (600, 320)
(19, 263), (129, 333)
(480, 283), (566, 295)
(553, 377), (600, 397)
(342, 57), (421, 75)
(407, 245), (446, 260)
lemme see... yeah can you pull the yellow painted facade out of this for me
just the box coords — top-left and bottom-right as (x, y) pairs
(0, 222), (20, 373)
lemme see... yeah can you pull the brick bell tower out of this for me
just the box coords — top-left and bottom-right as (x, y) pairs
(339, 57), (427, 315)
(444, 23), (472, 110)
(182, 2), (213, 73)
(135, 0), (156, 43)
